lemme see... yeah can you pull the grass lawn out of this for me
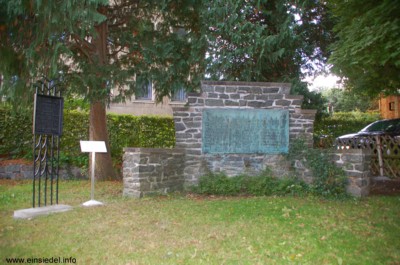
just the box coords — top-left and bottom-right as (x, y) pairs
(1, 180), (400, 264)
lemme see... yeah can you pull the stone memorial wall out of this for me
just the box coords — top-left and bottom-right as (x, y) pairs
(123, 81), (317, 197)
(172, 81), (316, 186)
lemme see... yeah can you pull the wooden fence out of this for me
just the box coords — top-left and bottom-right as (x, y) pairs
(334, 135), (400, 178)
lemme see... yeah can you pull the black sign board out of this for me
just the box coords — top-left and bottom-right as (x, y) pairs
(33, 94), (64, 136)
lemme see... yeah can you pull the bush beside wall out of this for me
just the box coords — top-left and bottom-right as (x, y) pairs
(314, 111), (380, 147)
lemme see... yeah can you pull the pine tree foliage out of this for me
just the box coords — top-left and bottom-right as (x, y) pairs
(0, 0), (205, 179)
(1, 0), (335, 104)
(0, 0), (205, 105)
(0, 0), (336, 179)
(328, 0), (400, 97)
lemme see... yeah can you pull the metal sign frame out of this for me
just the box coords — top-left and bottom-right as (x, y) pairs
(32, 77), (63, 208)
(33, 94), (64, 136)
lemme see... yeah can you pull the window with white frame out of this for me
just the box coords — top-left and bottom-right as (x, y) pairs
(135, 79), (152, 100)
(171, 87), (187, 102)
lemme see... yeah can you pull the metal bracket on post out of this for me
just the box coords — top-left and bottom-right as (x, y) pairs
(80, 141), (107, 207)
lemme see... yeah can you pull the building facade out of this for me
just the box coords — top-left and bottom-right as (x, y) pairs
(379, 94), (400, 119)
(108, 81), (187, 116)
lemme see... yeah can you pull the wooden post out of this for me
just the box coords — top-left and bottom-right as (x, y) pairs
(375, 136), (384, 177)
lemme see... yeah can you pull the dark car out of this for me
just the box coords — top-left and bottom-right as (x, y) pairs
(335, 118), (400, 148)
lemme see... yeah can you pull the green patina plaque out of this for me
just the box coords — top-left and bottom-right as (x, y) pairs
(202, 109), (289, 154)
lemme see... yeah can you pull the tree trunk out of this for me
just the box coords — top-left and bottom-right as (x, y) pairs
(89, 101), (116, 180)
(88, 6), (116, 180)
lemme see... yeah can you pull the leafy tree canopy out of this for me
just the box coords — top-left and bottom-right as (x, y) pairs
(0, 0), (205, 106)
(0, 0), (338, 178)
(0, 0), (206, 179)
(328, 0), (400, 98)
(203, 0), (335, 84)
(1, 0), (335, 104)
(322, 88), (376, 113)
(201, 0), (334, 115)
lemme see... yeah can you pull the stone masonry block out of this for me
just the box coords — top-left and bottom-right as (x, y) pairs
(225, 100), (240, 106)
(173, 112), (189, 117)
(215, 86), (225, 93)
(262, 87), (280, 94)
(243, 94), (255, 100)
(138, 165), (155, 173)
(249, 87), (262, 94)
(173, 117), (182, 123)
(185, 121), (202, 128)
(355, 177), (370, 188)
(255, 95), (270, 101)
(5, 165), (20, 172)
(354, 163), (370, 172)
(175, 132), (192, 139)
(205, 99), (224, 106)
(175, 122), (186, 131)
(189, 112), (202, 117)
(238, 86), (251, 93)
(202, 85), (214, 93)
(239, 100), (247, 106)
(225, 87), (238, 93)
(268, 94), (284, 100)
(341, 154), (363, 163)
(275, 100), (291, 106)
(247, 101), (265, 108)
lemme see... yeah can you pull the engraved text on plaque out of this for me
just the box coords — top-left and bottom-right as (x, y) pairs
(202, 109), (289, 154)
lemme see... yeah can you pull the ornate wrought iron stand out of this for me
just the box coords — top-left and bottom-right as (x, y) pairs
(32, 77), (63, 207)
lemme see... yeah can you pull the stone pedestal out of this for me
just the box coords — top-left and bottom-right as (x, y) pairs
(334, 149), (372, 197)
(123, 148), (185, 198)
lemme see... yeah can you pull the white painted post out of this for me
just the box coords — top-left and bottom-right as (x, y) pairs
(91, 152), (95, 201)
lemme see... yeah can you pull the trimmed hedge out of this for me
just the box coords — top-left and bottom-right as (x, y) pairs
(0, 106), (32, 157)
(107, 114), (175, 161)
(314, 111), (381, 148)
(0, 105), (175, 166)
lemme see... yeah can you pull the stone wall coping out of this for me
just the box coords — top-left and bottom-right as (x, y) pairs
(201, 80), (291, 87)
(123, 147), (185, 153)
(334, 148), (372, 154)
